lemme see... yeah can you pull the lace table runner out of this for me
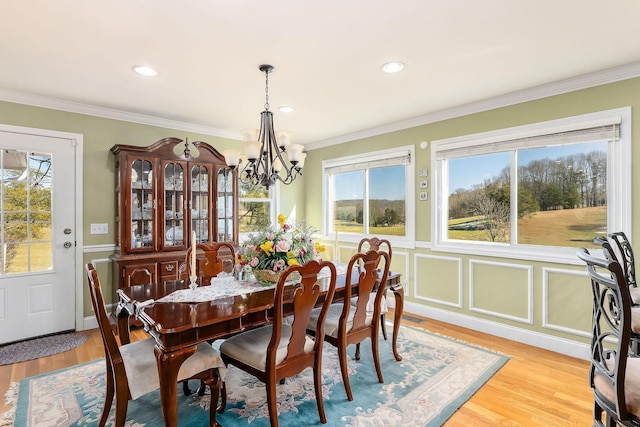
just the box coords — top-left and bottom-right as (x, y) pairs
(154, 264), (346, 304)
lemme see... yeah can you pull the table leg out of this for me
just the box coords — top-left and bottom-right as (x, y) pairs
(390, 283), (404, 361)
(115, 302), (131, 345)
(155, 345), (197, 427)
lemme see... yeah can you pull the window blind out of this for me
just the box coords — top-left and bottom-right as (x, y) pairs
(436, 123), (619, 161)
(324, 153), (410, 175)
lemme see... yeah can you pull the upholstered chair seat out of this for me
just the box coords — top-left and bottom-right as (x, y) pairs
(121, 338), (225, 400)
(219, 324), (315, 371)
(593, 357), (640, 418)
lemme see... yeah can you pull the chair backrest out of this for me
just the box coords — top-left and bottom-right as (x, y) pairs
(610, 232), (637, 288)
(85, 264), (125, 377)
(577, 247), (633, 421)
(345, 249), (391, 331)
(186, 241), (236, 278)
(358, 237), (392, 261)
(268, 259), (337, 369)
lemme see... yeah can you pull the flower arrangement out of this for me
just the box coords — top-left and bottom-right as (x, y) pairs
(236, 214), (326, 278)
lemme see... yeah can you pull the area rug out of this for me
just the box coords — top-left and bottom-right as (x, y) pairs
(0, 333), (87, 366)
(2, 325), (508, 426)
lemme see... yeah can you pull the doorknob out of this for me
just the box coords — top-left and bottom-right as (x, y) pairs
(64, 241), (73, 248)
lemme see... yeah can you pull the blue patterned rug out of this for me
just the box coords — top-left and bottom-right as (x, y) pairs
(3, 325), (508, 426)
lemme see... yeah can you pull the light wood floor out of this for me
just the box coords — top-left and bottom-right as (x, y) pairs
(0, 312), (593, 426)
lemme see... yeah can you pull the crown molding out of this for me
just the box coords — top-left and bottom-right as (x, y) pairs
(0, 88), (241, 140)
(305, 60), (640, 151)
(2, 61), (640, 150)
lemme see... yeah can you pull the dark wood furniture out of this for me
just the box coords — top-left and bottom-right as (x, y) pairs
(110, 137), (238, 294)
(185, 241), (236, 279)
(87, 263), (224, 427)
(116, 269), (403, 427)
(357, 237), (392, 340)
(219, 260), (337, 427)
(576, 248), (640, 427)
(307, 249), (390, 401)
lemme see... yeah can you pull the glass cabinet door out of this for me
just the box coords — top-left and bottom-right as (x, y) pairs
(217, 168), (234, 242)
(130, 159), (154, 250)
(163, 162), (185, 248)
(191, 165), (209, 243)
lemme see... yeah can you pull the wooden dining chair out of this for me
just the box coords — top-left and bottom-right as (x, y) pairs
(219, 259), (337, 427)
(308, 249), (390, 401)
(186, 241), (236, 279)
(86, 263), (225, 427)
(576, 248), (640, 426)
(357, 237), (392, 340)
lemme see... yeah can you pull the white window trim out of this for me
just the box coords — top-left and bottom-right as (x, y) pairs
(322, 144), (415, 249)
(237, 182), (279, 243)
(431, 107), (632, 265)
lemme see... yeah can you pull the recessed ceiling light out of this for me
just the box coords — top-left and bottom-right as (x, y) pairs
(133, 66), (158, 77)
(279, 106), (294, 113)
(381, 61), (404, 73)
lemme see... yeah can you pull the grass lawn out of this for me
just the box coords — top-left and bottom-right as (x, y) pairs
(5, 228), (52, 273)
(448, 206), (606, 247)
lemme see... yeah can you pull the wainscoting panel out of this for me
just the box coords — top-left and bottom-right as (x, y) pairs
(542, 267), (591, 337)
(414, 254), (462, 308)
(470, 259), (533, 324)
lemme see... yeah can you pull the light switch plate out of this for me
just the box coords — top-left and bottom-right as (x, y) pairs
(420, 168), (429, 177)
(90, 223), (108, 234)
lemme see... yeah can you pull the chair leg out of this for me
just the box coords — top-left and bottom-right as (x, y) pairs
(266, 380), (279, 427)
(313, 360), (327, 424)
(114, 390), (129, 427)
(217, 381), (227, 414)
(183, 380), (192, 396)
(338, 343), (353, 401)
(380, 313), (388, 340)
(205, 370), (221, 427)
(355, 342), (361, 360)
(371, 334), (384, 384)
(100, 365), (115, 427)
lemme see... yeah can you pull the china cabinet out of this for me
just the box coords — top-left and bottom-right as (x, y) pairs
(110, 137), (237, 291)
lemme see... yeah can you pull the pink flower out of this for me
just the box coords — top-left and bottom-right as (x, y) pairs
(274, 240), (291, 252)
(275, 259), (286, 269)
(249, 257), (259, 267)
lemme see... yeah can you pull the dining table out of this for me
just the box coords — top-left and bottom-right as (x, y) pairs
(116, 266), (403, 427)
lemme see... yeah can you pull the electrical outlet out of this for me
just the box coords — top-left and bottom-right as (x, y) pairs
(419, 192), (428, 201)
(90, 223), (108, 234)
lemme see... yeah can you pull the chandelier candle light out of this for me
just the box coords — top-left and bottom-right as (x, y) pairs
(222, 64), (306, 189)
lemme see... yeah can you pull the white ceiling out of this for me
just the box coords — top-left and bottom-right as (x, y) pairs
(2, 1), (640, 147)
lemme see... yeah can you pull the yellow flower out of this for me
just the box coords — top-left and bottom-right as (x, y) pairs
(277, 214), (286, 227)
(287, 258), (299, 266)
(260, 241), (274, 256)
(315, 242), (326, 253)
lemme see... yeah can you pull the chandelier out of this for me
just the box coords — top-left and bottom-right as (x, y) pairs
(223, 64), (305, 189)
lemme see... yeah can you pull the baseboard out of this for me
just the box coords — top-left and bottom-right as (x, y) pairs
(403, 301), (590, 360)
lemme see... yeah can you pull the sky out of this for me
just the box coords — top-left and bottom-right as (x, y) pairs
(448, 141), (606, 193)
(335, 165), (405, 201)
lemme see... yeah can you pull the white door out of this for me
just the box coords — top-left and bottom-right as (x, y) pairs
(0, 129), (77, 344)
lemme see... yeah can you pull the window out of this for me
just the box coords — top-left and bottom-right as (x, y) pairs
(432, 108), (631, 263)
(323, 146), (415, 246)
(237, 180), (276, 238)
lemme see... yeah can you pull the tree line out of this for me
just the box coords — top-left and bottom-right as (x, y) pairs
(448, 150), (606, 241)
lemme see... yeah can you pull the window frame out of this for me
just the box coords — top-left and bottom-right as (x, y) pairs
(322, 145), (415, 248)
(237, 181), (278, 242)
(431, 107), (631, 264)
